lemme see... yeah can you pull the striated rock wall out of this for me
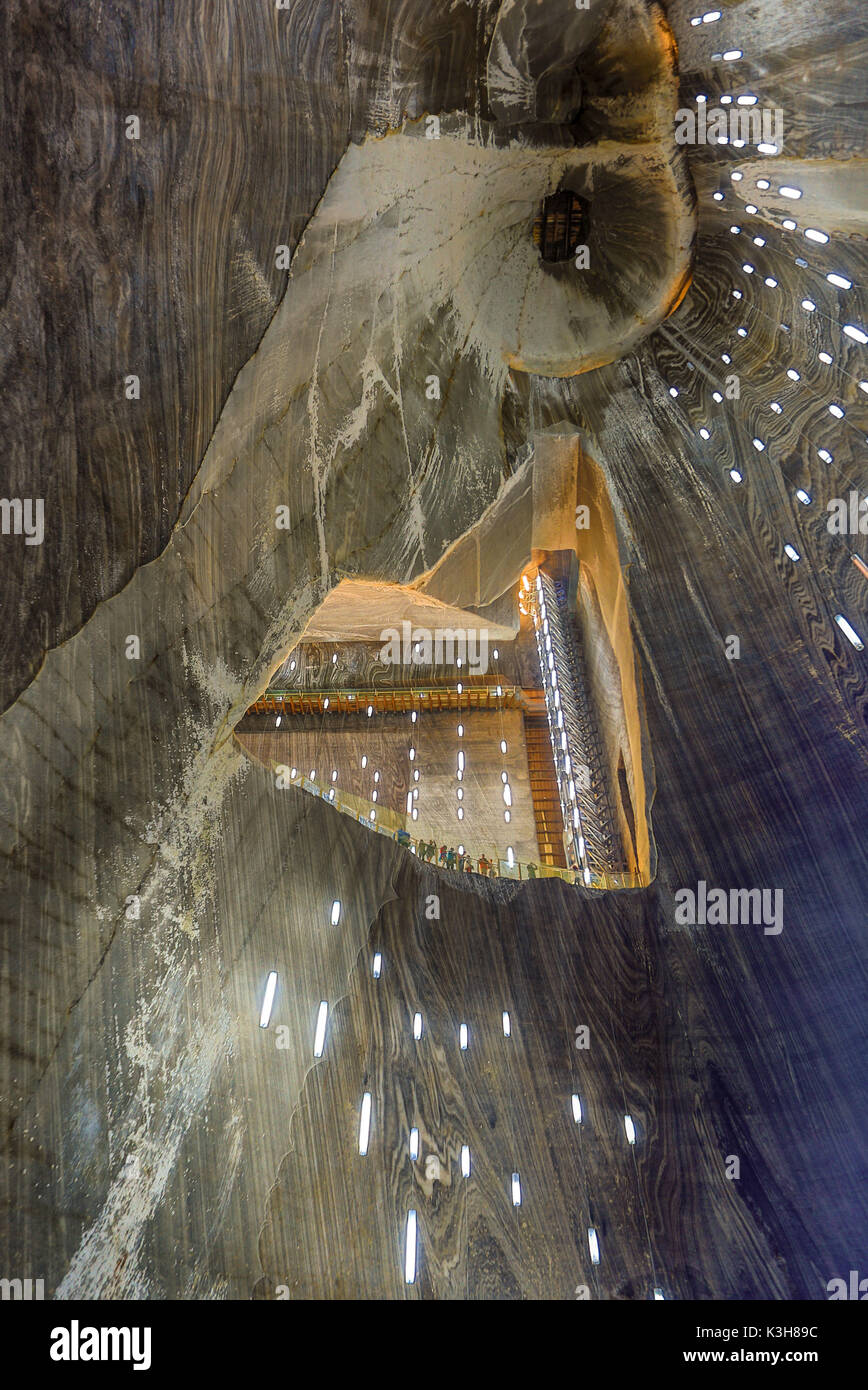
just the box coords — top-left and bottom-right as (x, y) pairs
(0, 0), (865, 1299)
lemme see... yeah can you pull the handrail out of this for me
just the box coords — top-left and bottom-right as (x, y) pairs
(249, 684), (532, 713)
(287, 771), (641, 890)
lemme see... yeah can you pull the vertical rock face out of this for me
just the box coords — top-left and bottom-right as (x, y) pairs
(1, 0), (867, 1300)
(0, 0), (343, 709)
(486, 0), (615, 124)
(0, 0), (487, 711)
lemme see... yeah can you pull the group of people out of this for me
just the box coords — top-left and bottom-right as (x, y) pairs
(412, 839), (540, 881)
(416, 842), (480, 874)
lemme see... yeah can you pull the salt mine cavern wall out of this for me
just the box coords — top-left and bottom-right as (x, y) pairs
(0, 0), (866, 1301)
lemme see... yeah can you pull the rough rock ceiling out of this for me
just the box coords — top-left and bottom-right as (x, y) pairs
(1, 0), (866, 1305)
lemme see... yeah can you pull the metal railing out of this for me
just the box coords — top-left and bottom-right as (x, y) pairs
(249, 684), (531, 716)
(288, 771), (639, 891)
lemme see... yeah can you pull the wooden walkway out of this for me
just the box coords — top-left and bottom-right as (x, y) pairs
(248, 684), (546, 718)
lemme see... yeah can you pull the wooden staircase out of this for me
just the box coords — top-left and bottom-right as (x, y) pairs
(523, 714), (567, 868)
